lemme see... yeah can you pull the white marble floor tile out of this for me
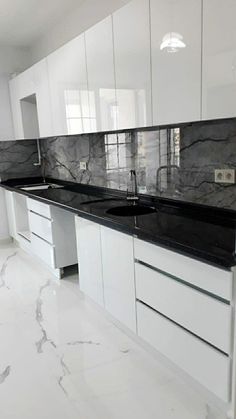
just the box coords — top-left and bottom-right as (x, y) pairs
(0, 243), (227, 419)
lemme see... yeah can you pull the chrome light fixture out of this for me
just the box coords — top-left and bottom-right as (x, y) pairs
(160, 32), (186, 53)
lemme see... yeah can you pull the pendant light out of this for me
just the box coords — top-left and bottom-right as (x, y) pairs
(160, 32), (186, 53)
(160, 1), (186, 53)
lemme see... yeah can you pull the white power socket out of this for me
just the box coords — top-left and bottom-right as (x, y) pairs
(80, 162), (87, 170)
(214, 169), (235, 184)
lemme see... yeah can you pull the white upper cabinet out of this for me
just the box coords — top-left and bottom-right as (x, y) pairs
(202, 0), (236, 120)
(85, 16), (117, 132)
(47, 34), (91, 136)
(150, 0), (201, 125)
(112, 0), (152, 130)
(9, 59), (52, 139)
(0, 76), (14, 140)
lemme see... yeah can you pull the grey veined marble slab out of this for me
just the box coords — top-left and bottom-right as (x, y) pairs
(40, 118), (236, 210)
(1, 118), (236, 211)
(0, 139), (41, 181)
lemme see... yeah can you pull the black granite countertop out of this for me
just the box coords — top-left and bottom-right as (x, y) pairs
(2, 177), (236, 269)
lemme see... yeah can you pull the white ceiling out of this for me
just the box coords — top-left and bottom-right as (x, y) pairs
(0, 0), (85, 47)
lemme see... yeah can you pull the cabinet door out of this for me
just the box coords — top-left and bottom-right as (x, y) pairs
(47, 34), (91, 136)
(5, 190), (17, 239)
(202, 0), (236, 119)
(112, 0), (152, 130)
(85, 16), (117, 132)
(0, 189), (9, 239)
(151, 0), (201, 125)
(9, 77), (23, 139)
(75, 217), (104, 306)
(101, 226), (136, 332)
(9, 59), (52, 139)
(0, 75), (14, 140)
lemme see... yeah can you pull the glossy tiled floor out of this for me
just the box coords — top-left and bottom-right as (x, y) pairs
(0, 243), (226, 419)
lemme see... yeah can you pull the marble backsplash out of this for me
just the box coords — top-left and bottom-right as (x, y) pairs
(0, 118), (236, 210)
(40, 118), (236, 211)
(0, 140), (41, 181)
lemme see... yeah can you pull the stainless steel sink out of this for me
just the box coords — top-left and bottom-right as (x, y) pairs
(16, 183), (64, 191)
(106, 204), (156, 217)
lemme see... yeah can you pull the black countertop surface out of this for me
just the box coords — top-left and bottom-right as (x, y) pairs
(2, 177), (236, 269)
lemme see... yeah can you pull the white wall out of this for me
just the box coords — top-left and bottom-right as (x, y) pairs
(29, 0), (131, 64)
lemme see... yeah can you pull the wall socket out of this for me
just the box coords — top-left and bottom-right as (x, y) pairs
(80, 161), (87, 170)
(214, 169), (235, 184)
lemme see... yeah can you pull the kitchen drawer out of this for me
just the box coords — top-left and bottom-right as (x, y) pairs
(134, 239), (233, 301)
(29, 210), (53, 244)
(27, 198), (51, 219)
(135, 263), (231, 354)
(137, 302), (230, 402)
(31, 233), (55, 268)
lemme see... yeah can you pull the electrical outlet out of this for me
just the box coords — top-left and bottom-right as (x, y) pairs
(224, 169), (235, 184)
(214, 169), (235, 184)
(80, 162), (87, 170)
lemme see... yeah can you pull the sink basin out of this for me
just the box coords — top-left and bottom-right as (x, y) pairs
(16, 183), (64, 191)
(106, 204), (156, 217)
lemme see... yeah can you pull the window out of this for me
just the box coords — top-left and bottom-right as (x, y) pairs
(64, 89), (97, 134)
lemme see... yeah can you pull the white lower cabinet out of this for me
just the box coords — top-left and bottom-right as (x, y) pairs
(5, 190), (17, 240)
(137, 302), (230, 402)
(134, 238), (233, 403)
(75, 218), (233, 404)
(27, 198), (77, 271)
(75, 217), (104, 306)
(5, 192), (77, 276)
(100, 226), (136, 332)
(75, 217), (136, 332)
(135, 262), (232, 354)
(31, 233), (55, 268)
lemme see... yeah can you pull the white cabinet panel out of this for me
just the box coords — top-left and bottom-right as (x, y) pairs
(202, 0), (236, 119)
(101, 226), (136, 332)
(31, 233), (55, 268)
(47, 34), (91, 136)
(0, 75), (14, 140)
(112, 0), (152, 129)
(137, 302), (230, 402)
(5, 190), (16, 239)
(85, 16), (117, 132)
(134, 238), (233, 301)
(27, 198), (51, 219)
(75, 217), (104, 306)
(27, 197), (77, 270)
(28, 211), (53, 244)
(9, 59), (52, 139)
(151, 0), (201, 125)
(135, 262), (232, 353)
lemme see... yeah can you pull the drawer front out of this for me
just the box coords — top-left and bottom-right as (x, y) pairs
(29, 211), (53, 244)
(27, 198), (51, 219)
(137, 302), (230, 402)
(31, 233), (55, 268)
(135, 263), (231, 354)
(134, 238), (233, 301)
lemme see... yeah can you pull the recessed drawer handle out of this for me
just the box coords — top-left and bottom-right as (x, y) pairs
(28, 209), (53, 221)
(31, 232), (55, 246)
